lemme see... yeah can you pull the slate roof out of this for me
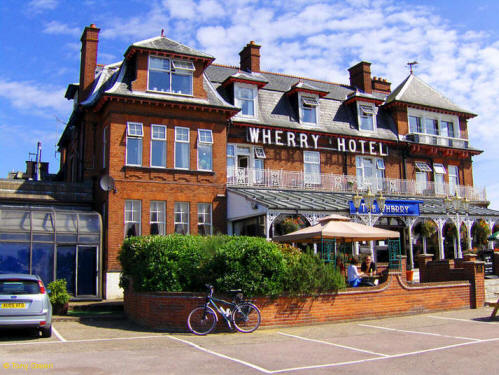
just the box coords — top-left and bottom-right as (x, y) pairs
(386, 74), (476, 116)
(228, 187), (499, 217)
(207, 65), (398, 141)
(129, 36), (214, 60)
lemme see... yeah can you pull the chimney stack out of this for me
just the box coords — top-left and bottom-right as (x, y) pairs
(348, 61), (372, 94)
(239, 41), (261, 73)
(371, 76), (391, 94)
(79, 24), (100, 102)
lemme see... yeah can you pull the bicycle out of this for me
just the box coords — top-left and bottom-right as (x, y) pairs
(187, 284), (261, 335)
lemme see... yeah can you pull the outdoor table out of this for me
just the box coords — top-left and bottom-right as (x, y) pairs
(362, 274), (380, 285)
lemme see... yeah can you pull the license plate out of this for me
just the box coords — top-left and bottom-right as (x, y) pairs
(1, 303), (26, 309)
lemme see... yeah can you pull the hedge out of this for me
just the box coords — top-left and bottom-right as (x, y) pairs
(119, 234), (345, 297)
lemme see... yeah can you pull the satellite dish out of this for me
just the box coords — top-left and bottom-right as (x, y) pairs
(99, 175), (116, 192)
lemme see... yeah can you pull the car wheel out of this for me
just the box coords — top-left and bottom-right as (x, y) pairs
(40, 326), (52, 338)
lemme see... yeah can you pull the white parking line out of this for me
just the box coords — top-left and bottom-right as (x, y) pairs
(166, 335), (273, 374)
(52, 326), (66, 342)
(272, 337), (499, 373)
(359, 324), (481, 341)
(429, 315), (498, 324)
(0, 334), (167, 346)
(278, 332), (389, 357)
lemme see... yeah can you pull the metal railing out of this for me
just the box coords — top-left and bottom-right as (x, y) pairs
(405, 133), (469, 149)
(227, 168), (487, 202)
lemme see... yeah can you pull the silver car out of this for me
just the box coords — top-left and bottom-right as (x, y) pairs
(0, 274), (52, 337)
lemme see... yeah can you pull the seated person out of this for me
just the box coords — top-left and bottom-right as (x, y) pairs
(361, 255), (376, 275)
(347, 257), (375, 287)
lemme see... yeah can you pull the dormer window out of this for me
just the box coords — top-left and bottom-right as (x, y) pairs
(148, 56), (194, 95)
(299, 93), (319, 125)
(358, 103), (376, 131)
(234, 84), (257, 117)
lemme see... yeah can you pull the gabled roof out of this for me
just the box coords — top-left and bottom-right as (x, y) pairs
(386, 74), (476, 117)
(126, 36), (214, 60)
(222, 71), (268, 87)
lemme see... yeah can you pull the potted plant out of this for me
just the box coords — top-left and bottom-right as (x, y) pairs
(419, 220), (437, 254)
(47, 279), (70, 315)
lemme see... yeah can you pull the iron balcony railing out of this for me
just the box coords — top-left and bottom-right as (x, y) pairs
(227, 167), (487, 202)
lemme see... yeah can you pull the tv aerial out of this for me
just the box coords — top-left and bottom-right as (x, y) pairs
(99, 175), (116, 193)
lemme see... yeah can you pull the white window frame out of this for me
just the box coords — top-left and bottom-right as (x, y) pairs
(197, 203), (212, 235)
(150, 124), (167, 168)
(356, 156), (385, 191)
(407, 108), (460, 138)
(174, 202), (189, 234)
(197, 129), (213, 171)
(147, 55), (194, 96)
(298, 93), (319, 126)
(234, 83), (258, 118)
(102, 126), (108, 169)
(174, 127), (190, 170)
(150, 201), (166, 235)
(124, 200), (141, 237)
(304, 150), (321, 185)
(227, 144), (236, 182)
(433, 163), (446, 195)
(415, 171), (427, 194)
(448, 165), (459, 196)
(126, 122), (143, 166)
(357, 102), (377, 132)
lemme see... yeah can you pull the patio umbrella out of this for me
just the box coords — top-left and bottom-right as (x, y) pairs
(273, 214), (400, 243)
(487, 231), (499, 241)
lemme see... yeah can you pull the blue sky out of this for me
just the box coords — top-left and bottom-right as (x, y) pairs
(1, 0), (498, 209)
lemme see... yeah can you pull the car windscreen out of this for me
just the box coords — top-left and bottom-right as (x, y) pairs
(0, 280), (40, 295)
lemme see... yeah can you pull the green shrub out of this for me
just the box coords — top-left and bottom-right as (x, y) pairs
(47, 279), (70, 306)
(119, 234), (345, 297)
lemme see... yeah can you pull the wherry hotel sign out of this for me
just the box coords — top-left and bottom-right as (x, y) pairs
(246, 127), (389, 156)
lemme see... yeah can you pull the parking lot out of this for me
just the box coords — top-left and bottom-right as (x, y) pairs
(1, 308), (498, 374)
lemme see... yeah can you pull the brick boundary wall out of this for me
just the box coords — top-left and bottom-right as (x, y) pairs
(124, 271), (478, 332)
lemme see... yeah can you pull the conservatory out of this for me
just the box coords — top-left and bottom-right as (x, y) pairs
(0, 204), (101, 298)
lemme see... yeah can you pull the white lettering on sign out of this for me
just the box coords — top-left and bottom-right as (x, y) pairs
(384, 205), (411, 214)
(246, 127), (389, 156)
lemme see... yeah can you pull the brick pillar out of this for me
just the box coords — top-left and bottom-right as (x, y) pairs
(463, 261), (485, 308)
(417, 254), (434, 283)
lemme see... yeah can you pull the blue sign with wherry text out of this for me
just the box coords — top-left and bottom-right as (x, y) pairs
(349, 199), (421, 216)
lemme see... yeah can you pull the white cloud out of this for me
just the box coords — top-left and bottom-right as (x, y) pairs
(27, 0), (58, 12)
(43, 21), (80, 37)
(0, 79), (71, 116)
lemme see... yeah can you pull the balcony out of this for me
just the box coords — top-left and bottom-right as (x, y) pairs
(405, 133), (469, 149)
(227, 168), (487, 202)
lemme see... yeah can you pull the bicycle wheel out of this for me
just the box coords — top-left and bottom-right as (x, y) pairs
(187, 306), (217, 335)
(232, 302), (261, 333)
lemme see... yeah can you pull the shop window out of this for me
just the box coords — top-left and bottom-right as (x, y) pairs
(124, 200), (141, 237)
(151, 125), (166, 168)
(197, 203), (212, 235)
(150, 201), (166, 235)
(175, 127), (190, 169)
(126, 122), (143, 166)
(197, 129), (213, 171)
(148, 56), (194, 95)
(174, 202), (189, 234)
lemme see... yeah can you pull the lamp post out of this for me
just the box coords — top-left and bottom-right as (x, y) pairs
(352, 187), (386, 257)
(443, 195), (470, 259)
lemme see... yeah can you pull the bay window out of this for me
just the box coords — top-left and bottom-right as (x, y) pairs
(197, 203), (212, 235)
(124, 200), (141, 237)
(197, 129), (213, 171)
(151, 125), (166, 168)
(174, 202), (189, 234)
(150, 201), (165, 235)
(126, 122), (143, 166)
(175, 127), (190, 169)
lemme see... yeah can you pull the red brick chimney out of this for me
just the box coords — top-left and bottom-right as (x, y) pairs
(79, 24), (100, 102)
(348, 61), (372, 94)
(372, 76), (391, 94)
(239, 41), (261, 73)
